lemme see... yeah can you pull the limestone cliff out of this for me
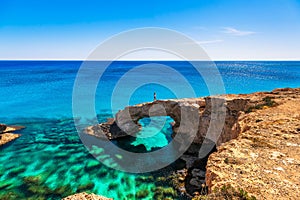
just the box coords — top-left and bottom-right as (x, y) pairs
(205, 88), (300, 199)
(85, 89), (282, 148)
(85, 88), (300, 199)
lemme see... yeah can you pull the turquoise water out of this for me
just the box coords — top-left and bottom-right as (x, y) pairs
(131, 117), (174, 151)
(0, 61), (300, 199)
(0, 117), (173, 199)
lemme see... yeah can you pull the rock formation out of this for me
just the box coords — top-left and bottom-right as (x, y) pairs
(86, 88), (283, 148)
(62, 192), (113, 200)
(205, 88), (300, 199)
(85, 87), (300, 199)
(0, 124), (25, 146)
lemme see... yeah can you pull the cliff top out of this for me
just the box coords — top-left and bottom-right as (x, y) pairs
(205, 87), (300, 199)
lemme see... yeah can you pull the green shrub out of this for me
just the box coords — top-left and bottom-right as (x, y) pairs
(210, 184), (257, 200)
(246, 96), (277, 113)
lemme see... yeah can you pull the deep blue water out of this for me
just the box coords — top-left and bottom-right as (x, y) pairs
(1, 61), (300, 120)
(0, 61), (300, 199)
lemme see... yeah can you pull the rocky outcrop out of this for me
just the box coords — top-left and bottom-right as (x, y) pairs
(86, 99), (204, 142)
(62, 192), (113, 200)
(0, 124), (25, 146)
(205, 88), (300, 199)
(86, 88), (300, 198)
(86, 89), (282, 147)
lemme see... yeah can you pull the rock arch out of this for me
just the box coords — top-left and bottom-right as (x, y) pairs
(85, 96), (252, 146)
(114, 100), (201, 138)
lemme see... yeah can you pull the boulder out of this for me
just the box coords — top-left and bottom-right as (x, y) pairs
(0, 124), (25, 146)
(62, 192), (113, 200)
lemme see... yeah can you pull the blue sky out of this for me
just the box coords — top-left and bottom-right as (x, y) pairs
(0, 0), (299, 60)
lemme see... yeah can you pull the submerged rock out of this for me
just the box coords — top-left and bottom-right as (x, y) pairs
(135, 189), (150, 199)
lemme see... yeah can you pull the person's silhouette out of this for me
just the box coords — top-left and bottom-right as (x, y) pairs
(153, 92), (157, 101)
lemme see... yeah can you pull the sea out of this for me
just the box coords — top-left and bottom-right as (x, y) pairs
(0, 61), (300, 199)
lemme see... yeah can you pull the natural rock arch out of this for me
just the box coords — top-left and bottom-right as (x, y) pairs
(84, 88), (296, 196)
(114, 100), (200, 139)
(85, 96), (253, 146)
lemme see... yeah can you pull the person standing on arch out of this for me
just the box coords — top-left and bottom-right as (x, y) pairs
(153, 92), (157, 101)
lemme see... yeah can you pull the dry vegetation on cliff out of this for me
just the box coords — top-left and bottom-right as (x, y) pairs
(205, 88), (300, 200)
(84, 88), (300, 200)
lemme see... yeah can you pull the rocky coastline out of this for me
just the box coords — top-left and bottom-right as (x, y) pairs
(205, 88), (300, 199)
(2, 88), (297, 199)
(85, 87), (300, 199)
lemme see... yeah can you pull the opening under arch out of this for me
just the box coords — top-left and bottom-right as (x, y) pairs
(131, 116), (175, 151)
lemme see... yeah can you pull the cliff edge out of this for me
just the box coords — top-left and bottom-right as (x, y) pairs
(85, 88), (300, 199)
(206, 88), (300, 199)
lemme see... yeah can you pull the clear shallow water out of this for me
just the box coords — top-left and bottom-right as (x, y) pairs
(0, 61), (300, 199)
(0, 117), (169, 199)
(131, 117), (174, 151)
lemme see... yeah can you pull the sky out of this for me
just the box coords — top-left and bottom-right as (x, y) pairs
(0, 0), (300, 60)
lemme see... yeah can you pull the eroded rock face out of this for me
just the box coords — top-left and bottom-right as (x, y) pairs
(86, 99), (204, 142)
(206, 88), (300, 199)
(85, 88), (300, 198)
(85, 95), (253, 147)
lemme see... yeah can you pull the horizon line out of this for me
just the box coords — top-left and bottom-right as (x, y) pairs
(0, 59), (300, 62)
